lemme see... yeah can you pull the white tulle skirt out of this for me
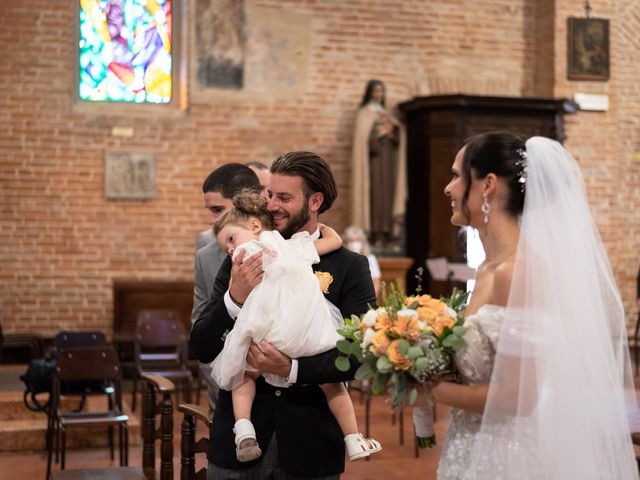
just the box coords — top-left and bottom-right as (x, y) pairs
(211, 253), (343, 390)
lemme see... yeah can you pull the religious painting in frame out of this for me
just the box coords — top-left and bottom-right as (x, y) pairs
(567, 17), (610, 81)
(104, 151), (156, 200)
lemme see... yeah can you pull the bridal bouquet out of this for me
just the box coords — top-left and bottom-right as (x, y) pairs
(335, 283), (468, 447)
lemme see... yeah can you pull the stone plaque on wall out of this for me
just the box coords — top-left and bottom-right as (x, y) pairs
(245, 5), (310, 96)
(104, 151), (156, 200)
(196, 0), (246, 89)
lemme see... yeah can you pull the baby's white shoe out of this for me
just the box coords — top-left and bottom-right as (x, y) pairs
(233, 419), (262, 463)
(345, 432), (382, 461)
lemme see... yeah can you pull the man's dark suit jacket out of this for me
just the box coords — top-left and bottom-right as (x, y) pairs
(190, 246), (376, 477)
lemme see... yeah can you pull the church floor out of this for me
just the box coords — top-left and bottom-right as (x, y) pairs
(0, 388), (446, 480)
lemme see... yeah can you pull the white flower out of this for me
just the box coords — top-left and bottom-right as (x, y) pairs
(445, 306), (457, 319)
(363, 328), (376, 349)
(363, 309), (378, 327)
(397, 308), (418, 318)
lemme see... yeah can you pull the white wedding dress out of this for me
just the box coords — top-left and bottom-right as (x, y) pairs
(438, 305), (548, 480)
(438, 136), (638, 480)
(210, 230), (343, 390)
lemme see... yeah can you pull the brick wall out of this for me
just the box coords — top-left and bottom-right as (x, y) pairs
(1, 0), (638, 337)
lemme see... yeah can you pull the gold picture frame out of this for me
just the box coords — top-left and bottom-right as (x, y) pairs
(567, 17), (609, 81)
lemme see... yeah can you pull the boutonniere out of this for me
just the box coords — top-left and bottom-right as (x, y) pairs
(315, 271), (333, 294)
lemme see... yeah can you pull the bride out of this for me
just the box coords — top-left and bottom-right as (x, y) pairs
(433, 132), (638, 479)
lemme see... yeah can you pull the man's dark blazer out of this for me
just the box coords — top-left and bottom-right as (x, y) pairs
(190, 245), (376, 477)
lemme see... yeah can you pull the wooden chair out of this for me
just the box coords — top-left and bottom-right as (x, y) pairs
(47, 332), (113, 465)
(50, 373), (175, 480)
(0, 320), (43, 363)
(49, 331), (111, 415)
(131, 310), (194, 412)
(349, 380), (421, 458)
(178, 403), (212, 480)
(46, 346), (129, 479)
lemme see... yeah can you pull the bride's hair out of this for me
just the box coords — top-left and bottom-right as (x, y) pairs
(213, 189), (273, 235)
(461, 131), (527, 218)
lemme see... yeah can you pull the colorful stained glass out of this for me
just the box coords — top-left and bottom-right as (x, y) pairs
(79, 0), (172, 103)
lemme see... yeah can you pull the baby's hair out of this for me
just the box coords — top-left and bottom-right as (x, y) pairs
(213, 189), (273, 236)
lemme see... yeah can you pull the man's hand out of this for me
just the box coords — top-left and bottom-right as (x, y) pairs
(247, 340), (292, 378)
(228, 249), (263, 305)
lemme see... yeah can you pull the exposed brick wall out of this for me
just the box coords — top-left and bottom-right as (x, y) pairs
(1, 0), (638, 337)
(553, 0), (640, 329)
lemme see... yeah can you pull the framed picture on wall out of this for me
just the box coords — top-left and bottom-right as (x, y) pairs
(567, 17), (609, 81)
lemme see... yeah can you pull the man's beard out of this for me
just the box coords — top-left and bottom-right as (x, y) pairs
(278, 204), (311, 239)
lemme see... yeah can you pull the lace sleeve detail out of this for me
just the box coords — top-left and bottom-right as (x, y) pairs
(473, 305), (505, 351)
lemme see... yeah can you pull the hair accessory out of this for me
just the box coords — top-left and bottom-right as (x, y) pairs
(515, 148), (527, 193)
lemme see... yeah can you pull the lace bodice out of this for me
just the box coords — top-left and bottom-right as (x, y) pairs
(437, 305), (504, 479)
(438, 305), (549, 479)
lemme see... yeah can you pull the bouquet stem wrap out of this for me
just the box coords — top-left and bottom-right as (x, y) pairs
(412, 404), (436, 448)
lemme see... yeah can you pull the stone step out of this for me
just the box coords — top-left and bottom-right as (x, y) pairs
(0, 391), (140, 452)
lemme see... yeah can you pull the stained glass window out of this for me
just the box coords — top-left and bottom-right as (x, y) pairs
(79, 0), (173, 103)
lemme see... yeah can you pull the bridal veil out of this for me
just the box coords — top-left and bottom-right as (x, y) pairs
(467, 137), (639, 479)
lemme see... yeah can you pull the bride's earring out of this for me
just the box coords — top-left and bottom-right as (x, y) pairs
(481, 193), (490, 224)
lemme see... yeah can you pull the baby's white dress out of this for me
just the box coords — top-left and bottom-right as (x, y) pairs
(210, 230), (343, 390)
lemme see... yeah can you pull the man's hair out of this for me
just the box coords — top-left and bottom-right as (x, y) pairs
(202, 163), (260, 199)
(245, 161), (270, 171)
(270, 152), (337, 214)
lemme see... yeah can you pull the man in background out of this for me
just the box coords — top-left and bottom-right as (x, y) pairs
(245, 161), (271, 200)
(192, 164), (260, 410)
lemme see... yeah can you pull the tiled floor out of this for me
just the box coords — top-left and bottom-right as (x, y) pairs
(0, 388), (446, 480)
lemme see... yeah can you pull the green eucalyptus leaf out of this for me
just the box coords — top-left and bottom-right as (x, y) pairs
(442, 335), (457, 348)
(335, 356), (351, 372)
(409, 387), (418, 405)
(398, 339), (410, 355)
(407, 346), (423, 359)
(376, 356), (393, 373)
(336, 328), (351, 338)
(452, 325), (467, 335)
(336, 339), (352, 354)
(414, 356), (429, 372)
(350, 341), (363, 356)
(355, 363), (375, 380)
(371, 375), (387, 395)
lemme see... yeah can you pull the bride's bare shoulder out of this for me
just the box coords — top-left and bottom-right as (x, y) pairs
(490, 258), (515, 307)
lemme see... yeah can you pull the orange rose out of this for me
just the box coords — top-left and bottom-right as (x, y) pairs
(404, 295), (419, 307)
(432, 314), (455, 336)
(371, 329), (391, 355)
(405, 316), (423, 341)
(315, 271), (333, 293)
(392, 310), (422, 341)
(392, 313), (410, 337)
(417, 306), (440, 323)
(375, 312), (392, 331)
(386, 339), (412, 371)
(422, 296), (446, 312)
